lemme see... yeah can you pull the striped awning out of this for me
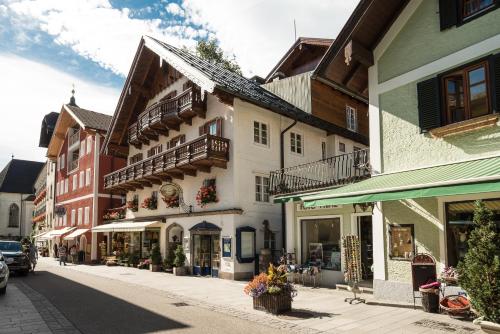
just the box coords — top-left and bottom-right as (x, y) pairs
(63, 229), (89, 240)
(48, 227), (76, 238)
(302, 156), (500, 207)
(92, 221), (162, 233)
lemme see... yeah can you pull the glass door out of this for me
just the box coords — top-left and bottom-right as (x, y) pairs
(192, 234), (212, 276)
(211, 235), (220, 278)
(357, 216), (373, 280)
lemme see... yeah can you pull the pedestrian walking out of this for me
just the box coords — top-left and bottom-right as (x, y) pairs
(28, 242), (38, 272)
(58, 243), (67, 266)
(70, 245), (77, 264)
(53, 243), (58, 258)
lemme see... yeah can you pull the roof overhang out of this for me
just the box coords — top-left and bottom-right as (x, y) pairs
(46, 106), (78, 159)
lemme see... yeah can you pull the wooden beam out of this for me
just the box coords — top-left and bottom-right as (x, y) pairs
(342, 63), (361, 87)
(131, 83), (152, 99)
(107, 143), (129, 156)
(344, 39), (373, 67)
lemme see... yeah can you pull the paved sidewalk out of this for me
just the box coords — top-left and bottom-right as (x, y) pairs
(38, 257), (480, 333)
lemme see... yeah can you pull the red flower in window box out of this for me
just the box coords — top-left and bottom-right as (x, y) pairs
(196, 185), (218, 207)
(141, 196), (157, 210)
(162, 196), (179, 208)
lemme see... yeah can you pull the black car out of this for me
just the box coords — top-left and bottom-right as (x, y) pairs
(0, 241), (30, 275)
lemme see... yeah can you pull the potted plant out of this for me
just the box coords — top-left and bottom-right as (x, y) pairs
(173, 245), (187, 276)
(458, 201), (500, 332)
(163, 245), (176, 273)
(150, 244), (162, 272)
(244, 263), (296, 315)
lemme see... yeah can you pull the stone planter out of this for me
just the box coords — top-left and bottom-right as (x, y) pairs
(474, 318), (500, 334)
(173, 266), (187, 276)
(253, 293), (292, 315)
(150, 264), (162, 272)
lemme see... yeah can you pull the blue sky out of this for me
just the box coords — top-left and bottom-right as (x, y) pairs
(0, 0), (358, 167)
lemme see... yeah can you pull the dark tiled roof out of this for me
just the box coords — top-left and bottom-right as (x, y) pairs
(65, 105), (112, 131)
(0, 159), (45, 194)
(149, 37), (368, 144)
(39, 112), (59, 148)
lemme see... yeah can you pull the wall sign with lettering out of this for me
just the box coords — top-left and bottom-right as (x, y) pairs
(222, 237), (232, 257)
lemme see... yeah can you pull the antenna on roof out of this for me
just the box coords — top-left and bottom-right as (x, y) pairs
(293, 19), (297, 42)
(69, 84), (78, 107)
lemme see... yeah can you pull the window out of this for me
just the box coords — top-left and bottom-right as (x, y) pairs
(63, 213), (67, 226)
(86, 168), (91, 186)
(72, 175), (77, 191)
(463, 0), (495, 19)
(64, 178), (69, 193)
(301, 218), (342, 270)
(60, 154), (65, 170)
(56, 181), (59, 196)
(77, 208), (83, 225)
(255, 176), (270, 202)
(79, 171), (84, 188)
(253, 121), (268, 146)
(290, 132), (303, 154)
(346, 106), (358, 132)
(86, 137), (92, 155)
(129, 153), (143, 165)
(80, 140), (86, 157)
(443, 61), (490, 124)
(71, 209), (76, 226)
(166, 135), (185, 149)
(147, 144), (163, 158)
(199, 118), (223, 136)
(49, 185), (53, 199)
(236, 226), (256, 263)
(84, 207), (90, 225)
(8, 203), (19, 227)
(57, 156), (60, 171)
(339, 142), (346, 153)
(388, 224), (415, 260)
(321, 141), (327, 160)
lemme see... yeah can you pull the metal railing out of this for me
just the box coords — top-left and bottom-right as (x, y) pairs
(269, 149), (370, 195)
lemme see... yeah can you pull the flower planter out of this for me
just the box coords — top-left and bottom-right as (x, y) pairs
(474, 318), (500, 334)
(150, 264), (162, 272)
(173, 266), (187, 276)
(253, 293), (292, 315)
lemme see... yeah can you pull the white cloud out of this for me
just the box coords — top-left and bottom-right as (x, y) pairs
(0, 53), (119, 168)
(165, 3), (185, 17)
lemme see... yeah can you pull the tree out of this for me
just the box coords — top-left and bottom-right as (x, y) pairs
(457, 200), (500, 323)
(195, 39), (242, 75)
(150, 244), (162, 266)
(173, 245), (186, 267)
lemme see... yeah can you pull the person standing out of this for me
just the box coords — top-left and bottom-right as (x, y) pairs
(70, 245), (77, 264)
(28, 242), (38, 272)
(58, 243), (67, 266)
(53, 243), (58, 258)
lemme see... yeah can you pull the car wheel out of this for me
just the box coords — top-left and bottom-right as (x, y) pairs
(0, 286), (6, 295)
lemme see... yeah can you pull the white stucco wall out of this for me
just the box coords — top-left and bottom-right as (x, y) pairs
(0, 192), (34, 238)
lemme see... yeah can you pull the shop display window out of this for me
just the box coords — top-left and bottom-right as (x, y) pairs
(388, 224), (414, 261)
(236, 226), (256, 263)
(301, 218), (341, 270)
(142, 229), (160, 258)
(445, 199), (500, 267)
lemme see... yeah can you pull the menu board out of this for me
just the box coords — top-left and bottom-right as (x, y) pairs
(389, 224), (414, 260)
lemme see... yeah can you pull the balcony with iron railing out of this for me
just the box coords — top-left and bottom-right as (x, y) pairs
(104, 134), (229, 192)
(269, 149), (371, 196)
(129, 87), (206, 148)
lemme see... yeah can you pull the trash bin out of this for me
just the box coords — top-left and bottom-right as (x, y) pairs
(419, 288), (439, 313)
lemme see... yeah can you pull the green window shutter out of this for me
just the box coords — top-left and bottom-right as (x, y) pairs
(489, 53), (500, 113)
(417, 77), (442, 132)
(439, 0), (458, 30)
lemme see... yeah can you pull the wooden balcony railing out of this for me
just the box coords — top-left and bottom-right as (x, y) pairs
(68, 129), (80, 148)
(128, 87), (206, 148)
(104, 134), (229, 191)
(269, 149), (370, 196)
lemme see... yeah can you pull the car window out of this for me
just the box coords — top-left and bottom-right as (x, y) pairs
(0, 242), (22, 252)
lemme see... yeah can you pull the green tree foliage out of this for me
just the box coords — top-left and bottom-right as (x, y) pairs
(195, 39), (242, 75)
(173, 245), (186, 267)
(458, 200), (500, 323)
(150, 244), (162, 266)
(163, 244), (176, 269)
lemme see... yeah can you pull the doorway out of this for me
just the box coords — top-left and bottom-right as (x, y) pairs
(192, 234), (220, 277)
(356, 215), (373, 280)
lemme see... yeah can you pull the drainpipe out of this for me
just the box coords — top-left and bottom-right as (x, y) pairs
(280, 119), (297, 252)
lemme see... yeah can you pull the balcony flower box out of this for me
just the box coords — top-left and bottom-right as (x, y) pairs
(196, 183), (218, 207)
(141, 196), (157, 210)
(162, 196), (179, 208)
(126, 199), (138, 212)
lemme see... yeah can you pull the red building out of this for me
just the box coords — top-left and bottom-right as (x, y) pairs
(46, 97), (126, 262)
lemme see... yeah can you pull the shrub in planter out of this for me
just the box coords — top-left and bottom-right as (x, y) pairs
(150, 245), (162, 272)
(173, 245), (186, 276)
(163, 245), (176, 273)
(458, 200), (500, 324)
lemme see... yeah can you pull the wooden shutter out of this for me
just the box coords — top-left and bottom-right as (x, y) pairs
(417, 77), (442, 132)
(489, 53), (500, 113)
(439, 0), (458, 30)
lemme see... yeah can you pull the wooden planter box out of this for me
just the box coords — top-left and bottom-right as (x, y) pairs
(150, 264), (162, 272)
(253, 293), (292, 315)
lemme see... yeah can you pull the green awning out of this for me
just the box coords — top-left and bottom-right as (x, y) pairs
(302, 157), (500, 207)
(273, 195), (304, 203)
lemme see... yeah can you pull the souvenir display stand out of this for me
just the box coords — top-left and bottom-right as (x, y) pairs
(342, 235), (365, 304)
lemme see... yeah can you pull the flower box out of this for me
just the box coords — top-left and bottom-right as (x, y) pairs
(253, 292), (292, 315)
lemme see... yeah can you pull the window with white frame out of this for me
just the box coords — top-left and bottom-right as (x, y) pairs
(80, 140), (86, 157)
(290, 132), (303, 154)
(61, 154), (65, 169)
(86, 136), (92, 155)
(77, 208), (83, 225)
(86, 168), (91, 186)
(63, 213), (67, 226)
(253, 121), (268, 146)
(346, 105), (358, 132)
(84, 207), (90, 225)
(56, 181), (59, 196)
(71, 209), (76, 226)
(79, 171), (84, 188)
(64, 178), (69, 193)
(255, 175), (270, 202)
(72, 175), (77, 191)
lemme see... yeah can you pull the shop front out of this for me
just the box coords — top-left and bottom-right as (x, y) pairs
(189, 222), (221, 277)
(63, 229), (90, 263)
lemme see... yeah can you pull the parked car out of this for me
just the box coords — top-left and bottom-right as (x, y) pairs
(0, 241), (30, 275)
(0, 250), (9, 294)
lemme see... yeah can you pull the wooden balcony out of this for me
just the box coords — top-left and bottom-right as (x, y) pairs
(104, 134), (229, 192)
(269, 149), (370, 196)
(128, 87), (206, 148)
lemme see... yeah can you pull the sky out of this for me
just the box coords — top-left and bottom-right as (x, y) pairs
(0, 0), (359, 168)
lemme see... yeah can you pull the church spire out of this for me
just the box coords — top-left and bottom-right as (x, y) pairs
(69, 84), (78, 107)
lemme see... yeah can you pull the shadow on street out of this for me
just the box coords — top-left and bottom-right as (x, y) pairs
(12, 270), (189, 334)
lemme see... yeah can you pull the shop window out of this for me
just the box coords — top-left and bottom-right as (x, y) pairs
(253, 121), (268, 146)
(255, 175), (270, 202)
(388, 224), (415, 261)
(290, 132), (303, 154)
(199, 118), (223, 137)
(445, 199), (500, 267)
(236, 226), (255, 263)
(346, 105), (358, 132)
(8, 203), (19, 227)
(301, 218), (342, 270)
